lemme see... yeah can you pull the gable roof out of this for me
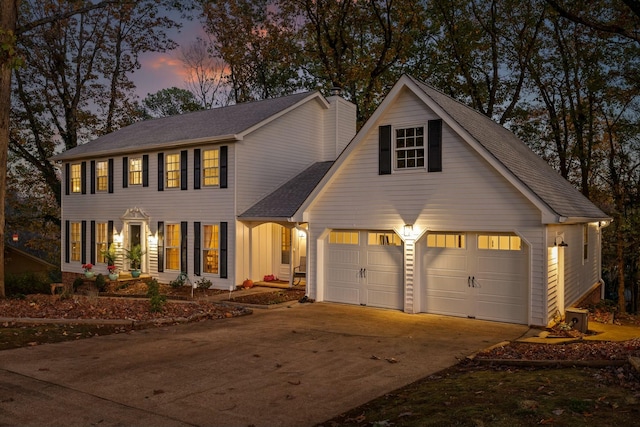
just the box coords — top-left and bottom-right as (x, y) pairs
(51, 91), (323, 161)
(239, 161), (334, 221)
(294, 74), (609, 223)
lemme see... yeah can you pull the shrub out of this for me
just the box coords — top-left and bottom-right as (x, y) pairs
(195, 277), (212, 289)
(5, 271), (52, 296)
(72, 277), (84, 292)
(170, 273), (186, 288)
(146, 279), (166, 313)
(95, 274), (107, 292)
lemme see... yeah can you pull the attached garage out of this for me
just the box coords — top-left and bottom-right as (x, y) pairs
(422, 232), (528, 324)
(325, 230), (404, 310)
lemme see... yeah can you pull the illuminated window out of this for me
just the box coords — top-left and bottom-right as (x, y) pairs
(281, 227), (291, 264)
(71, 164), (82, 193)
(70, 222), (81, 261)
(427, 233), (465, 248)
(96, 223), (108, 263)
(129, 157), (142, 185)
(395, 126), (424, 169)
(166, 154), (180, 188)
(96, 161), (108, 191)
(203, 149), (220, 186)
(368, 232), (402, 246)
(477, 234), (521, 251)
(203, 224), (219, 274)
(329, 231), (359, 245)
(165, 224), (180, 270)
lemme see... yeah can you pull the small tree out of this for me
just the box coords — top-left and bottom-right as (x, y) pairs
(124, 244), (145, 271)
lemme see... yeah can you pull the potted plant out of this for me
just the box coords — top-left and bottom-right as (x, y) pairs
(107, 264), (119, 281)
(82, 263), (94, 278)
(101, 243), (118, 266)
(125, 244), (145, 278)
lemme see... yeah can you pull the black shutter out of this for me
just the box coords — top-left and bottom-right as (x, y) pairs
(142, 155), (149, 187)
(379, 125), (392, 175)
(157, 222), (164, 272)
(108, 159), (114, 193)
(65, 220), (70, 263)
(180, 150), (188, 190)
(81, 220), (87, 264)
(220, 222), (227, 278)
(428, 119), (443, 172)
(158, 153), (164, 191)
(122, 157), (129, 188)
(90, 161), (96, 194)
(193, 149), (201, 190)
(81, 162), (87, 194)
(220, 146), (228, 188)
(181, 221), (188, 273)
(108, 221), (114, 246)
(90, 221), (96, 264)
(65, 163), (70, 195)
(194, 222), (201, 276)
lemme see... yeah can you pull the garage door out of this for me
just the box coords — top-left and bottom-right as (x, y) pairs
(423, 232), (528, 324)
(326, 230), (404, 310)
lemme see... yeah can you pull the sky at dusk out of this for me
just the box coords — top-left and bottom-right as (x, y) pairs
(132, 16), (205, 100)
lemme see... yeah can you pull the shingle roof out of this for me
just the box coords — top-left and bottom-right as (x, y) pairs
(51, 91), (318, 161)
(408, 76), (608, 220)
(239, 161), (334, 220)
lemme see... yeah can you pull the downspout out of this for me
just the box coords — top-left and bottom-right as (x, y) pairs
(598, 220), (611, 300)
(294, 224), (309, 294)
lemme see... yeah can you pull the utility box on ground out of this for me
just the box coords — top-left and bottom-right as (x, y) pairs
(565, 308), (589, 333)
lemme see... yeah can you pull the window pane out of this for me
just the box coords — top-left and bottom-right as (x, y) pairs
(395, 126), (425, 170)
(203, 149), (220, 186)
(130, 158), (142, 185)
(166, 154), (180, 188)
(71, 222), (81, 261)
(96, 223), (108, 263)
(71, 164), (82, 193)
(96, 161), (108, 191)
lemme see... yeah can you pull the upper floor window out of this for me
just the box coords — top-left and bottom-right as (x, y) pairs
(70, 222), (81, 261)
(129, 157), (142, 185)
(203, 149), (220, 186)
(166, 154), (180, 189)
(203, 224), (220, 274)
(165, 223), (180, 270)
(96, 161), (108, 192)
(71, 164), (82, 193)
(396, 126), (424, 170)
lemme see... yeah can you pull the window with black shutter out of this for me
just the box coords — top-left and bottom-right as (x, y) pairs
(157, 222), (164, 272)
(220, 222), (228, 278)
(194, 222), (201, 275)
(428, 119), (443, 172)
(379, 125), (391, 175)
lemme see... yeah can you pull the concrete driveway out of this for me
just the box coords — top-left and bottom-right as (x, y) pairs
(0, 302), (528, 427)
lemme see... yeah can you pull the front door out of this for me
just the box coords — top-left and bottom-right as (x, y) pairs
(128, 224), (142, 271)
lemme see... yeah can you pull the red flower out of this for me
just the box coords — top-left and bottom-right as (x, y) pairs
(82, 263), (94, 272)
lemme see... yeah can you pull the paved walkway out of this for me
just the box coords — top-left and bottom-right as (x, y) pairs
(0, 303), (528, 427)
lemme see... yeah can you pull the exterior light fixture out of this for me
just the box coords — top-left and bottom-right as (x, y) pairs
(554, 235), (568, 247)
(12, 233), (18, 242)
(403, 224), (413, 237)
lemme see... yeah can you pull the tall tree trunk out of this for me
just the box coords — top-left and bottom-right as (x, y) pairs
(0, 0), (19, 298)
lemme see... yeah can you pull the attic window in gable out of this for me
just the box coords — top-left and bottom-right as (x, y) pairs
(395, 126), (424, 169)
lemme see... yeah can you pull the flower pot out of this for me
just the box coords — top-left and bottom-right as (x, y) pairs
(131, 269), (141, 278)
(84, 271), (95, 279)
(108, 273), (118, 281)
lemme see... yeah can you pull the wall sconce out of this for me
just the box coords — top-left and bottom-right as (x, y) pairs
(113, 233), (123, 246)
(403, 224), (413, 237)
(148, 233), (158, 245)
(554, 235), (568, 247)
(12, 233), (18, 242)
(298, 230), (306, 238)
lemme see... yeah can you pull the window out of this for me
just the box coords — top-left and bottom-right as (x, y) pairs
(95, 161), (108, 192)
(165, 223), (180, 270)
(281, 227), (291, 264)
(583, 225), (589, 262)
(368, 232), (402, 246)
(70, 222), (81, 261)
(203, 149), (220, 186)
(329, 231), (359, 245)
(129, 157), (142, 185)
(427, 233), (466, 249)
(203, 224), (219, 274)
(96, 223), (108, 263)
(395, 126), (424, 169)
(477, 234), (521, 251)
(71, 164), (82, 193)
(166, 154), (180, 188)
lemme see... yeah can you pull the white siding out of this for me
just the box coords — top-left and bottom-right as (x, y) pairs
(307, 88), (548, 324)
(325, 95), (357, 159)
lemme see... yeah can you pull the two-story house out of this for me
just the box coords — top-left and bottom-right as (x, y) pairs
(52, 91), (356, 291)
(54, 75), (610, 326)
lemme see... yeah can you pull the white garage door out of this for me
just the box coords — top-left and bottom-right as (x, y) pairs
(423, 232), (528, 324)
(326, 230), (404, 310)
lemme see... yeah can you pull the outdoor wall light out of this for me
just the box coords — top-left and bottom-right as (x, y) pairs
(554, 235), (568, 247)
(12, 233), (18, 242)
(403, 224), (413, 237)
